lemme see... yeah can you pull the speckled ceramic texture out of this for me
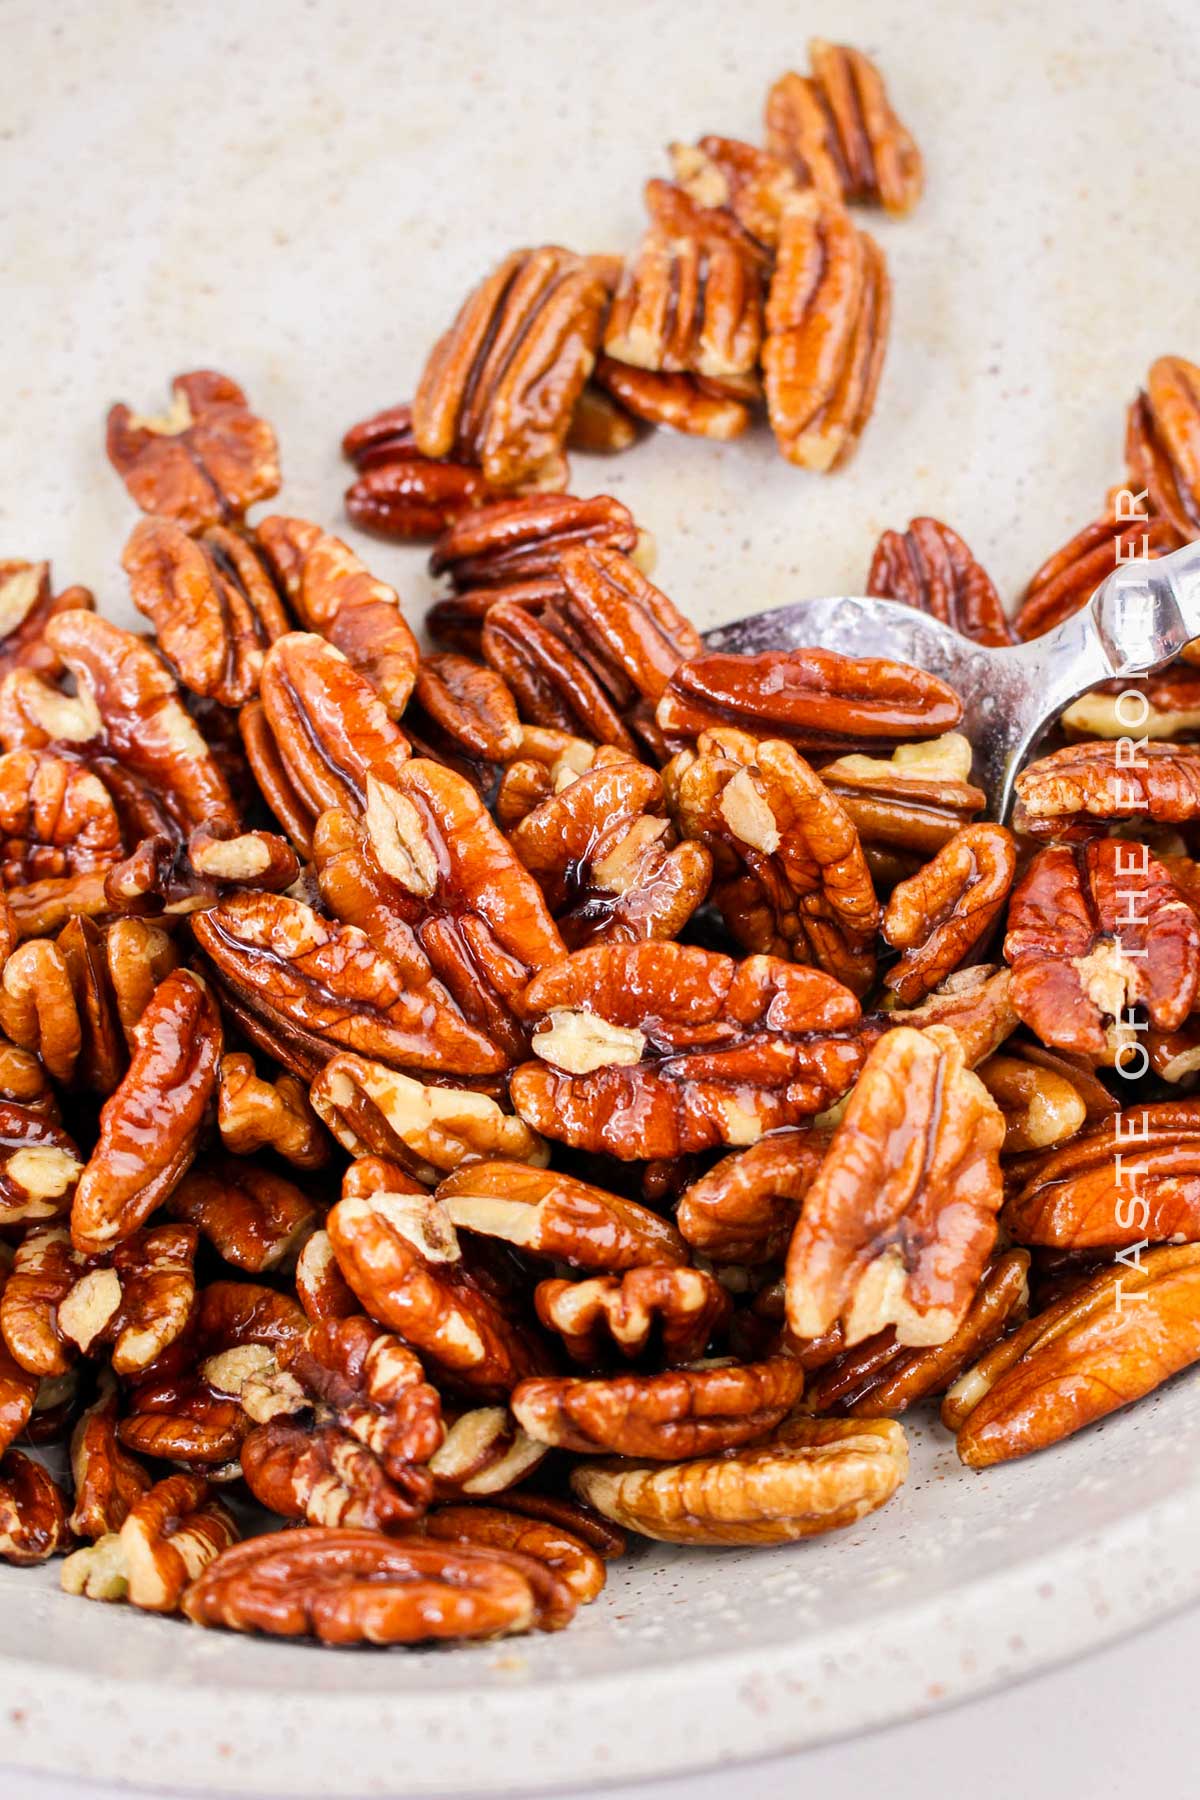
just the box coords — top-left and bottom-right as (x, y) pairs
(3, 0), (1200, 1791)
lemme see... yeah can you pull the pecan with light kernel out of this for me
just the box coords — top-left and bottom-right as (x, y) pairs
(884, 965), (1019, 1067)
(106, 370), (280, 530)
(976, 1050), (1090, 1153)
(881, 822), (1016, 1004)
(409, 1502), (606, 1604)
(216, 1053), (330, 1169)
(0, 561), (93, 680)
(536, 1266), (731, 1366)
(1125, 356), (1200, 541)
(868, 517), (1013, 647)
(1013, 741), (1200, 835)
(427, 1407), (547, 1499)
(675, 1126), (830, 1264)
(434, 1161), (688, 1271)
(61, 1471), (237, 1610)
(567, 384), (640, 455)
(765, 42), (923, 215)
(605, 230), (763, 379)
(786, 1024), (1005, 1347)
(0, 1448), (72, 1564)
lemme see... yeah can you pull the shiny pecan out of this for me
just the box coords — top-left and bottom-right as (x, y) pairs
(567, 384), (640, 455)
(409, 1502), (605, 1604)
(326, 1188), (549, 1398)
(181, 1525), (572, 1643)
(554, 541), (703, 710)
(242, 1415), (431, 1529)
(765, 41), (923, 215)
(881, 822), (1016, 1004)
(868, 517), (1013, 647)
(884, 964), (1020, 1067)
(663, 134), (799, 251)
(167, 1159), (319, 1274)
(0, 560), (93, 679)
(0, 1448), (71, 1564)
(345, 453), (494, 542)
(216, 1053), (329, 1169)
(976, 1050), (1090, 1153)
(1014, 502), (1181, 641)
(818, 735), (987, 882)
(71, 970), (222, 1255)
(1001, 1099), (1200, 1249)
(592, 356), (753, 439)
(255, 515), (419, 718)
(409, 655), (523, 765)
(61, 1471), (237, 1610)
(295, 1228), (360, 1326)
(430, 493), (650, 591)
(67, 1371), (152, 1540)
(535, 1267), (731, 1366)
(804, 1249), (1030, 1416)
(509, 759), (711, 948)
(413, 247), (609, 492)
(675, 1126), (830, 1264)
(0, 1260), (38, 1456)
(604, 230), (762, 379)
(667, 730), (880, 993)
(118, 1376), (249, 1470)
(0, 749), (123, 886)
(284, 1314), (443, 1480)
(493, 729), (630, 830)
(311, 1056), (544, 1184)
(512, 940), (868, 1159)
(0, 1099), (81, 1224)
(481, 597), (638, 751)
(786, 1024), (1005, 1346)
(572, 1413), (907, 1545)
(512, 1354), (803, 1458)
(1125, 356), (1200, 541)
(658, 647), (962, 753)
(1013, 741), (1200, 835)
(762, 190), (890, 471)
(1004, 840), (1200, 1059)
(944, 1244), (1200, 1466)
(121, 517), (289, 707)
(427, 1407), (548, 1499)
(106, 370), (279, 529)
(434, 1161), (687, 1271)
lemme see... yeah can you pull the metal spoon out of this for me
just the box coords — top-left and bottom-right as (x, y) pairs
(701, 537), (1200, 823)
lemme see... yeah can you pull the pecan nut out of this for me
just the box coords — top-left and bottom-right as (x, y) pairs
(241, 1417), (432, 1529)
(67, 1371), (152, 1540)
(430, 493), (650, 590)
(976, 1050), (1090, 1153)
(1125, 356), (1200, 541)
(409, 1502), (605, 1604)
(167, 1158), (319, 1273)
(409, 655), (523, 765)
(106, 369), (280, 530)
(535, 1267), (731, 1366)
(1015, 502), (1180, 641)
(285, 1314), (444, 1478)
(675, 1126), (830, 1264)
(1013, 741), (1200, 835)
(0, 749), (123, 886)
(591, 357), (753, 440)
(1001, 1099), (1200, 1249)
(215, 1053), (330, 1169)
(0, 1448), (71, 1564)
(427, 1407), (548, 1499)
(765, 42), (923, 215)
(434, 1161), (688, 1270)
(0, 1101), (82, 1225)
(604, 230), (763, 379)
(61, 1471), (237, 1610)
(868, 517), (1013, 647)
(0, 561), (93, 679)
(881, 822), (1017, 1004)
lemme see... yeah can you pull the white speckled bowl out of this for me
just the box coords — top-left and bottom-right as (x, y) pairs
(4, 0), (1200, 1790)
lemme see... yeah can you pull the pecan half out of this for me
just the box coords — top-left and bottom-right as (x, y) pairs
(944, 1244), (1200, 1466)
(61, 1471), (237, 1610)
(0, 1448), (71, 1564)
(762, 191), (890, 471)
(1015, 503), (1181, 641)
(868, 517), (1014, 647)
(430, 494), (649, 590)
(481, 597), (638, 751)
(434, 1161), (688, 1271)
(1059, 664), (1200, 742)
(786, 1024), (1005, 1346)
(881, 822), (1016, 1003)
(409, 655), (523, 765)
(409, 1503), (605, 1604)
(604, 230), (762, 379)
(1125, 356), (1200, 541)
(345, 455), (494, 541)
(885, 964), (1020, 1066)
(106, 370), (280, 530)
(0, 560), (93, 679)
(1004, 841), (1200, 1059)
(1013, 741), (1200, 835)
(664, 134), (799, 252)
(512, 941), (868, 1159)
(817, 734), (986, 877)
(285, 1314), (444, 1479)
(512, 1354), (803, 1458)
(591, 357), (752, 439)
(241, 1416), (431, 1529)
(0, 749), (123, 886)
(675, 1126), (830, 1264)
(572, 1413), (907, 1544)
(67, 1372), (152, 1540)
(167, 1159), (319, 1274)
(1001, 1099), (1200, 1249)
(765, 42), (923, 215)
(535, 1267), (731, 1366)
(216, 1053), (330, 1169)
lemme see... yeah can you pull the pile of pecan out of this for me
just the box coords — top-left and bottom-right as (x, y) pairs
(5, 59), (1200, 1657)
(340, 38), (922, 538)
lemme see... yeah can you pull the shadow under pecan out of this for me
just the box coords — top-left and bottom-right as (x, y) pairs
(61, 1470), (237, 1611)
(1014, 503), (1181, 641)
(106, 369), (280, 532)
(572, 1413), (907, 1545)
(1125, 355), (1200, 543)
(786, 1024), (1005, 1347)
(0, 560), (94, 681)
(766, 41), (923, 216)
(868, 517), (1014, 647)
(535, 1266), (731, 1367)
(67, 1370), (152, 1540)
(434, 1161), (688, 1272)
(675, 1126), (831, 1264)
(0, 1447), (72, 1564)
(944, 1244), (1200, 1467)
(762, 189), (890, 472)
(511, 940), (870, 1160)
(881, 821), (1016, 1004)
(1003, 840), (1200, 1061)
(604, 229), (763, 379)
(667, 730), (880, 994)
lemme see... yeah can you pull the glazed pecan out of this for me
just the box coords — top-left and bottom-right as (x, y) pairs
(0, 560), (93, 680)
(1015, 502), (1181, 641)
(804, 1249), (1030, 1416)
(1003, 841), (1200, 1059)
(512, 1354), (804, 1458)
(285, 1314), (444, 1481)
(427, 1406), (547, 1499)
(311, 1054), (543, 1184)
(604, 230), (762, 379)
(663, 134), (799, 252)
(122, 517), (290, 707)
(71, 970), (222, 1255)
(409, 1503), (605, 1604)
(881, 822), (1016, 1004)
(167, 1159), (319, 1273)
(0, 1259), (39, 1456)
(765, 41), (923, 215)
(295, 1228), (360, 1327)
(413, 246), (609, 491)
(181, 1526), (572, 1643)
(675, 1126), (830, 1264)
(118, 1377), (249, 1470)
(868, 517), (1014, 647)
(566, 384), (640, 455)
(657, 647), (963, 753)
(1059, 664), (1200, 741)
(255, 515), (419, 718)
(0, 749), (123, 886)
(0, 1101), (82, 1225)
(667, 730), (880, 993)
(61, 1471), (237, 1610)
(430, 494), (650, 591)
(512, 941), (868, 1159)
(944, 1244), (1200, 1466)
(106, 370), (280, 530)
(762, 190), (890, 471)
(976, 1050), (1090, 1153)
(1001, 1099), (1200, 1249)
(817, 735), (987, 884)
(326, 1188), (549, 1398)
(0, 1448), (71, 1564)
(216, 1053), (329, 1170)
(535, 1267), (731, 1366)
(67, 1372), (152, 1540)
(884, 964), (1019, 1067)
(409, 655), (523, 765)
(591, 357), (753, 439)
(1125, 356), (1200, 541)
(509, 759), (711, 948)
(434, 1162), (688, 1271)
(1013, 741), (1200, 834)
(786, 1024), (1005, 1346)
(482, 597), (638, 752)
(241, 1416), (432, 1529)
(345, 451), (493, 542)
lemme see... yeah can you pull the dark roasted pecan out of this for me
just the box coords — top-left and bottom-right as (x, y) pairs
(283, 1313), (443, 1480)
(786, 1024), (1005, 1346)
(1001, 1099), (1200, 1249)
(0, 560), (93, 679)
(1004, 840), (1200, 1059)
(868, 517), (1014, 647)
(675, 1126), (830, 1264)
(0, 1448), (71, 1564)
(881, 822), (1016, 1003)
(535, 1266), (731, 1366)
(604, 230), (762, 378)
(67, 1371), (152, 1539)
(512, 940), (869, 1160)
(1125, 356), (1200, 541)
(216, 1053), (330, 1169)
(168, 1158), (319, 1273)
(106, 369), (280, 530)
(592, 356), (753, 439)
(345, 456), (494, 541)
(1013, 741), (1200, 834)
(61, 1470), (237, 1609)
(765, 41), (923, 215)
(434, 1161), (687, 1270)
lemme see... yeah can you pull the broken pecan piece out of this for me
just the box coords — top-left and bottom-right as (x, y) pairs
(1125, 356), (1200, 542)
(786, 1024), (1005, 1346)
(765, 41), (923, 215)
(0, 1447), (71, 1564)
(434, 1161), (688, 1270)
(1013, 741), (1200, 834)
(106, 369), (280, 530)
(976, 1050), (1090, 1153)
(216, 1053), (329, 1169)
(881, 822), (1016, 1004)
(535, 1267), (731, 1366)
(1001, 1099), (1200, 1249)
(0, 561), (93, 680)
(868, 517), (1014, 647)
(310, 1055), (543, 1182)
(67, 1371), (152, 1540)
(0, 1100), (82, 1225)
(61, 1471), (237, 1610)
(675, 1126), (830, 1264)
(167, 1158), (319, 1274)
(427, 1407), (547, 1499)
